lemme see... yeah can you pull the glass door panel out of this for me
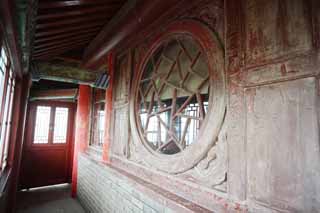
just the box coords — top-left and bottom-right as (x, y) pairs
(33, 106), (51, 144)
(53, 107), (69, 144)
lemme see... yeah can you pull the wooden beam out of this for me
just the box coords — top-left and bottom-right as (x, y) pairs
(83, 0), (181, 68)
(35, 23), (102, 37)
(33, 61), (98, 84)
(34, 37), (92, 50)
(38, 0), (121, 9)
(30, 89), (78, 101)
(33, 49), (75, 59)
(35, 31), (97, 43)
(33, 44), (87, 57)
(36, 14), (110, 30)
(33, 47), (81, 58)
(53, 56), (82, 64)
(35, 27), (99, 40)
(37, 6), (117, 20)
(33, 41), (89, 54)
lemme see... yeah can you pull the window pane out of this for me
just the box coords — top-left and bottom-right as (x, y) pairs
(53, 107), (69, 144)
(33, 106), (51, 144)
(0, 70), (5, 118)
(97, 109), (105, 146)
(0, 78), (11, 165)
(2, 81), (15, 169)
(92, 102), (105, 146)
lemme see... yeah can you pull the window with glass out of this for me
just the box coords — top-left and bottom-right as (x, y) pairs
(0, 42), (15, 171)
(90, 89), (105, 147)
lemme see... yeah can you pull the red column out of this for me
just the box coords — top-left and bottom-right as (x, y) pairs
(71, 85), (91, 197)
(102, 52), (114, 163)
(7, 74), (31, 213)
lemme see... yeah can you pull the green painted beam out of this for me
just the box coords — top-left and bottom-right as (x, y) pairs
(31, 61), (100, 85)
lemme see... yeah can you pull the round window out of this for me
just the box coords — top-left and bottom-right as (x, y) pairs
(130, 20), (226, 173)
(137, 35), (210, 155)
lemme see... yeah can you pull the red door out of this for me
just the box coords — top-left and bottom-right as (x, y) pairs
(19, 101), (75, 189)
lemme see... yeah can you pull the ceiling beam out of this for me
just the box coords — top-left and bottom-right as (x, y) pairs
(34, 31), (97, 43)
(30, 89), (79, 101)
(38, 0), (121, 9)
(37, 6), (117, 20)
(34, 37), (92, 50)
(35, 23), (102, 37)
(33, 43), (89, 55)
(82, 0), (181, 68)
(53, 56), (83, 64)
(36, 14), (110, 30)
(31, 61), (99, 85)
(33, 49), (81, 60)
(33, 42), (88, 55)
(33, 50), (75, 59)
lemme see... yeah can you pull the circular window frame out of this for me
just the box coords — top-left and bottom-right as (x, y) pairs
(130, 19), (226, 174)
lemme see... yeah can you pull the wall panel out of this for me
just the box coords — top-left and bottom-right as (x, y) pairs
(246, 77), (320, 212)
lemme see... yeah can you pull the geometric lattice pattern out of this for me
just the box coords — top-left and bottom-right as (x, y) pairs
(138, 35), (210, 155)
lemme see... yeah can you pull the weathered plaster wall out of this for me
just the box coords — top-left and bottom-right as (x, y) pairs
(76, 0), (320, 212)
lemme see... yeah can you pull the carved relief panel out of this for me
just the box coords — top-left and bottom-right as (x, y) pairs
(114, 53), (131, 105)
(111, 53), (132, 158)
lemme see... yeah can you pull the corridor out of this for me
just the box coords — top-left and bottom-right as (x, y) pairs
(16, 184), (86, 213)
(0, 0), (319, 212)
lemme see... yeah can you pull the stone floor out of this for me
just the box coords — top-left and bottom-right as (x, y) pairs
(16, 183), (86, 213)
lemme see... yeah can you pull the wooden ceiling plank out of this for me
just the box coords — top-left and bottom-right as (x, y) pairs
(33, 48), (81, 59)
(35, 23), (102, 37)
(36, 13), (110, 30)
(38, 0), (122, 9)
(37, 6), (117, 20)
(33, 49), (73, 58)
(34, 37), (92, 50)
(35, 31), (97, 43)
(33, 41), (89, 54)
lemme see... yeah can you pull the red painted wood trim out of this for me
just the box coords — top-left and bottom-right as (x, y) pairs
(7, 74), (31, 213)
(7, 78), (22, 167)
(71, 85), (91, 197)
(102, 52), (114, 163)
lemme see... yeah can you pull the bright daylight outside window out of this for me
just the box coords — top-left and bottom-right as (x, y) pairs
(90, 88), (106, 147)
(0, 43), (15, 171)
(137, 35), (210, 155)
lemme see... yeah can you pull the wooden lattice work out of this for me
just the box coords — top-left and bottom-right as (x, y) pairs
(137, 35), (210, 155)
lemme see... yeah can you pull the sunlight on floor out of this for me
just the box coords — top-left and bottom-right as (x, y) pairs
(16, 184), (86, 213)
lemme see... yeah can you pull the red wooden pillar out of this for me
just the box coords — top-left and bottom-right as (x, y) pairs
(7, 74), (31, 213)
(71, 85), (91, 197)
(102, 52), (114, 163)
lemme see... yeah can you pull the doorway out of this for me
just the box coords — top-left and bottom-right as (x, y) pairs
(19, 101), (75, 189)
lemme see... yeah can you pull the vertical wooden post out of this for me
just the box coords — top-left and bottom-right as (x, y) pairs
(7, 74), (31, 213)
(102, 52), (114, 163)
(71, 85), (91, 197)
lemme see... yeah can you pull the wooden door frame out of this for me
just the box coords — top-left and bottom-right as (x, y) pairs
(20, 100), (76, 189)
